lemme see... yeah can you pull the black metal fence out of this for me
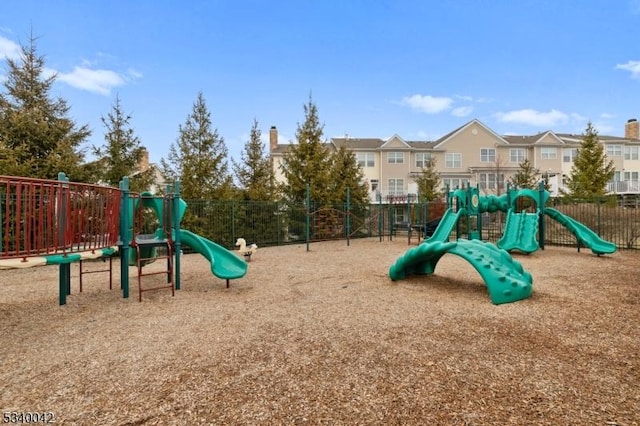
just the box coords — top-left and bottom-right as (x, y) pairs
(543, 196), (640, 250)
(180, 199), (447, 249)
(180, 197), (640, 250)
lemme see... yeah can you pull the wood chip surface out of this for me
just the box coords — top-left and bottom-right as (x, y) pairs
(1, 239), (638, 425)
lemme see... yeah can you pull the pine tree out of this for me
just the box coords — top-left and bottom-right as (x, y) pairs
(329, 144), (369, 207)
(509, 158), (538, 189)
(160, 91), (234, 200)
(566, 122), (615, 197)
(279, 96), (333, 206)
(232, 119), (278, 201)
(0, 34), (89, 180)
(231, 119), (282, 244)
(93, 95), (154, 192)
(415, 158), (442, 201)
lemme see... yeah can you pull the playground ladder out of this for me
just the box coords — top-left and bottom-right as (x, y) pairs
(135, 239), (174, 302)
(79, 256), (114, 292)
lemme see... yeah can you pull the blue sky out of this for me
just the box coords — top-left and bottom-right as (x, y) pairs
(2, 0), (640, 165)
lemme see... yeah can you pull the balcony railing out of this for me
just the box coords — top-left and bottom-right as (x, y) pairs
(606, 181), (640, 194)
(369, 191), (421, 204)
(549, 181), (640, 196)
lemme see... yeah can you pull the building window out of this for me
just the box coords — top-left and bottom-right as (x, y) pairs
(563, 148), (578, 163)
(442, 178), (469, 189)
(509, 148), (526, 163)
(387, 152), (404, 164)
(357, 152), (375, 168)
(624, 171), (639, 182)
(445, 153), (462, 168)
(480, 148), (496, 163)
(478, 173), (504, 190)
(370, 179), (379, 192)
(393, 207), (405, 224)
(415, 152), (432, 168)
(541, 147), (557, 159)
(388, 178), (404, 195)
(606, 145), (622, 157)
(624, 146), (639, 160)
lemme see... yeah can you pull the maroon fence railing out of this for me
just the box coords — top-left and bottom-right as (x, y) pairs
(0, 176), (121, 260)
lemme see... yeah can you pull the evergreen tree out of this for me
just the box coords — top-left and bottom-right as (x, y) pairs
(231, 119), (282, 244)
(415, 158), (442, 201)
(160, 91), (234, 200)
(279, 96), (333, 206)
(509, 158), (538, 189)
(232, 118), (278, 201)
(0, 34), (90, 180)
(566, 122), (615, 197)
(93, 95), (154, 192)
(329, 144), (369, 207)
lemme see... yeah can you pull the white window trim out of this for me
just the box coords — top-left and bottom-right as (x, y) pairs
(357, 152), (375, 168)
(445, 153), (462, 168)
(480, 148), (496, 163)
(387, 152), (404, 164)
(541, 147), (557, 159)
(415, 152), (432, 168)
(509, 148), (526, 163)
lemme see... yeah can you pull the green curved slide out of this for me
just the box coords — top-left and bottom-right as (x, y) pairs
(497, 209), (540, 253)
(389, 239), (532, 305)
(545, 208), (617, 255)
(426, 208), (464, 242)
(179, 229), (248, 280)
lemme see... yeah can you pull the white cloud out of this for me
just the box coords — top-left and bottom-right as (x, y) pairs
(593, 122), (614, 135)
(57, 66), (127, 95)
(452, 106), (473, 117)
(455, 94), (473, 102)
(600, 112), (615, 119)
(616, 60), (640, 79)
(400, 94), (452, 114)
(127, 68), (143, 79)
(495, 109), (569, 127)
(0, 35), (20, 60)
(569, 112), (586, 122)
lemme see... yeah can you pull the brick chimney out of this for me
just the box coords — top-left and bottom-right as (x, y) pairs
(625, 118), (639, 140)
(137, 148), (150, 172)
(269, 126), (278, 152)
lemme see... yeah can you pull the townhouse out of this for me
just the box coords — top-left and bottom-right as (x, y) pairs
(270, 118), (640, 204)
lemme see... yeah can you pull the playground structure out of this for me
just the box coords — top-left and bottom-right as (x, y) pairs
(389, 183), (617, 305)
(0, 173), (248, 305)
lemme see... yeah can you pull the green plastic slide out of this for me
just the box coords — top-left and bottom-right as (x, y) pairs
(178, 229), (248, 280)
(545, 208), (617, 255)
(496, 209), (540, 253)
(426, 208), (464, 242)
(389, 239), (532, 304)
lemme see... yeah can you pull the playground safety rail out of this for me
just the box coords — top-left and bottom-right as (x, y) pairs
(1, 173), (120, 259)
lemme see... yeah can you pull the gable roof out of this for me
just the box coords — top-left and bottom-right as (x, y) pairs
(503, 131), (566, 146)
(380, 134), (412, 149)
(432, 119), (510, 149)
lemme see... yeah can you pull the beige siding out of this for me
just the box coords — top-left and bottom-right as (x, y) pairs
(270, 119), (640, 199)
(533, 147), (562, 173)
(357, 151), (379, 190)
(272, 156), (286, 184)
(500, 146), (529, 167)
(437, 123), (506, 171)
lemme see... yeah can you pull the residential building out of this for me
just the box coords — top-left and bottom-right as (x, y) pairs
(269, 118), (640, 204)
(134, 148), (168, 194)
